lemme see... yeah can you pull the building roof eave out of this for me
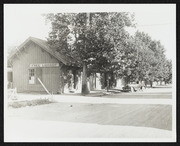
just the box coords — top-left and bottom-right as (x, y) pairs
(7, 37), (76, 66)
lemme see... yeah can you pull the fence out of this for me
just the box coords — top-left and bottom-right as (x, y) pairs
(8, 88), (18, 100)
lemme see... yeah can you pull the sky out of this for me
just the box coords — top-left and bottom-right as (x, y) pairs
(4, 4), (176, 60)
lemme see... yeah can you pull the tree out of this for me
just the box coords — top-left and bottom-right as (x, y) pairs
(88, 12), (135, 87)
(164, 60), (172, 84)
(132, 31), (172, 87)
(45, 12), (135, 93)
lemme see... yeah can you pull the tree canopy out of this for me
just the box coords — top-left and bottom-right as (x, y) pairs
(44, 12), (172, 93)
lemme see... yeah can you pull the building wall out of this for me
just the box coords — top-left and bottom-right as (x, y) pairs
(12, 41), (62, 93)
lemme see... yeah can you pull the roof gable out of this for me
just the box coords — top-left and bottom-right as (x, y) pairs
(8, 37), (75, 66)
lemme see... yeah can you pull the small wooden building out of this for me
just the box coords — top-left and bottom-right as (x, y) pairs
(8, 37), (80, 94)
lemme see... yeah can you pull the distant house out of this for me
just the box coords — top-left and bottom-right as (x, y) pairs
(8, 37), (81, 94)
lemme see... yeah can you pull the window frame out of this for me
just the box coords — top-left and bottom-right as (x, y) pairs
(28, 68), (43, 85)
(28, 68), (36, 84)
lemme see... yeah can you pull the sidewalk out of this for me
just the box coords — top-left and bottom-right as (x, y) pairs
(7, 85), (172, 105)
(8, 93), (172, 105)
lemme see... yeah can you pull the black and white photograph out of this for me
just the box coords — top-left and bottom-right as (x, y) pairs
(4, 4), (176, 142)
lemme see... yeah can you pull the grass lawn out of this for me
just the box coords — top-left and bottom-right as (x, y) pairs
(8, 99), (55, 108)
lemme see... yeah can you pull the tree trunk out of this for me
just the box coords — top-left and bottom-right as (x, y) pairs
(81, 62), (90, 94)
(94, 73), (96, 89)
(122, 77), (128, 87)
(100, 73), (106, 89)
(105, 72), (109, 92)
(109, 72), (114, 88)
(81, 13), (91, 95)
(150, 80), (153, 88)
(107, 73), (109, 92)
(73, 70), (78, 90)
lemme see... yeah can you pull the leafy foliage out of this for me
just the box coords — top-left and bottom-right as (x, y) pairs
(44, 12), (172, 90)
(132, 31), (172, 84)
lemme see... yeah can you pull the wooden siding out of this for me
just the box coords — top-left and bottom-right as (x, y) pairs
(12, 41), (62, 93)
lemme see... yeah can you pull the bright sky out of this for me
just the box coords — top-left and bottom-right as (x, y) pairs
(4, 4), (176, 60)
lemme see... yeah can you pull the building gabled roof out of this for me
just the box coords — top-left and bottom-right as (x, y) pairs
(8, 37), (76, 66)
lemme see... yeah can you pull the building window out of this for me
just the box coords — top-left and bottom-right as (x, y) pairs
(28, 68), (42, 84)
(29, 69), (35, 84)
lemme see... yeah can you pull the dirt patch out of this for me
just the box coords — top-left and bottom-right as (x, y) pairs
(8, 99), (55, 108)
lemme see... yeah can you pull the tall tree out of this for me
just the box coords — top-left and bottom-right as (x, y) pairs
(45, 12), (135, 93)
(133, 31), (172, 87)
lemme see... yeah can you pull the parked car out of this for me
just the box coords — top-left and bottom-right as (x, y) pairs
(121, 85), (131, 92)
(129, 81), (145, 92)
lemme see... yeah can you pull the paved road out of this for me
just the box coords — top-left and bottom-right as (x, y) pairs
(5, 86), (173, 140)
(7, 102), (172, 131)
